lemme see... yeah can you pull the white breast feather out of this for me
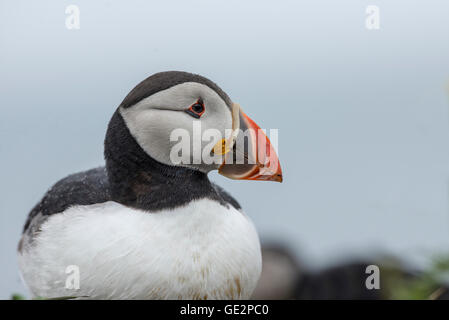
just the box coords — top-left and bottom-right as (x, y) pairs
(18, 199), (262, 299)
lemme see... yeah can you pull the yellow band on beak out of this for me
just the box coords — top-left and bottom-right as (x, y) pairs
(213, 138), (231, 155)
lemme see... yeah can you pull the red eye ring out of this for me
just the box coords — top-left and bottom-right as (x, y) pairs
(186, 99), (205, 119)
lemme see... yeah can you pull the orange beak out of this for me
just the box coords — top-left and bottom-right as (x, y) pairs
(217, 104), (283, 182)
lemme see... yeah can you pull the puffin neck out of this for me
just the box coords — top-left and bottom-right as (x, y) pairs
(104, 110), (215, 211)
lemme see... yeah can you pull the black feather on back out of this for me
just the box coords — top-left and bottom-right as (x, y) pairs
(23, 167), (111, 232)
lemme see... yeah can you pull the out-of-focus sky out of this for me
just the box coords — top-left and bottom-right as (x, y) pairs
(1, 0), (449, 298)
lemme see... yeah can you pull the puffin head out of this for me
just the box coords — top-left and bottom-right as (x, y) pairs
(106, 71), (282, 183)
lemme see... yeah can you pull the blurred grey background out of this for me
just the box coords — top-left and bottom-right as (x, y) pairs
(1, 0), (449, 298)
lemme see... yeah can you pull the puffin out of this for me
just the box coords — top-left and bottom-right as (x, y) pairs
(18, 71), (282, 300)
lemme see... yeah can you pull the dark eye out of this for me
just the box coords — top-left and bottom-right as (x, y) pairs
(192, 103), (204, 113)
(186, 99), (205, 119)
